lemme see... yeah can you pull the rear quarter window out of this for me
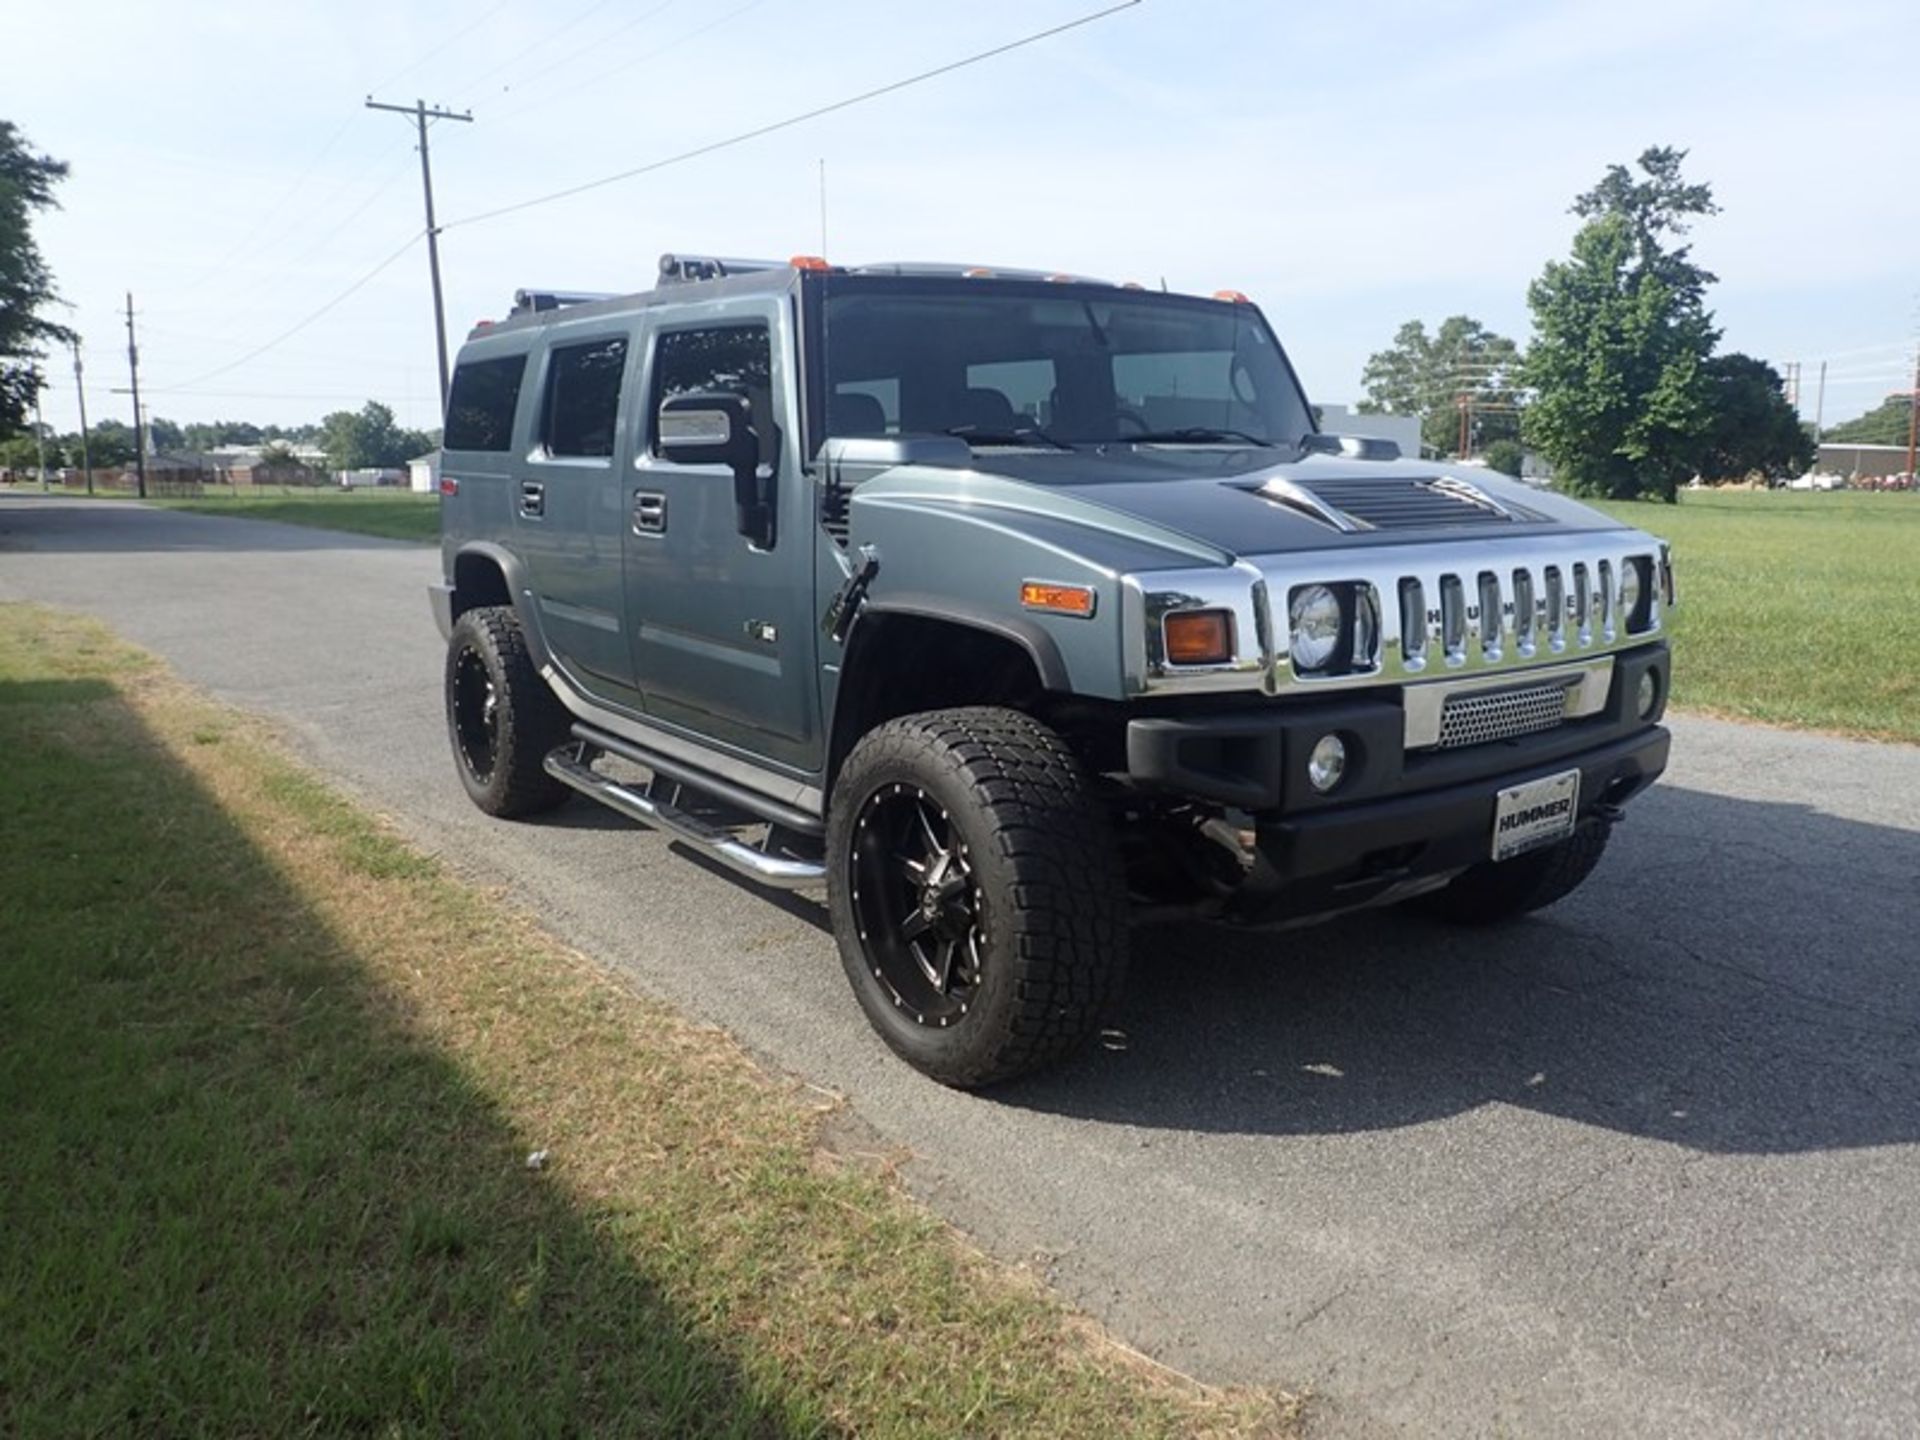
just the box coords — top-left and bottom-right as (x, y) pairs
(444, 354), (528, 452)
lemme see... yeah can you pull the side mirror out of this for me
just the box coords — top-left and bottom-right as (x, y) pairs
(657, 391), (772, 546)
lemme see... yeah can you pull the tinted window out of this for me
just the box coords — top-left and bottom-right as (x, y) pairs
(444, 355), (526, 452)
(651, 324), (775, 463)
(542, 337), (627, 458)
(818, 282), (1312, 448)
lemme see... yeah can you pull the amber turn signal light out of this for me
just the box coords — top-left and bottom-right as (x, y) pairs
(1163, 609), (1234, 665)
(1020, 582), (1096, 617)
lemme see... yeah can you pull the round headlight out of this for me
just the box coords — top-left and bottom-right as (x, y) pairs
(1619, 561), (1643, 623)
(1307, 733), (1348, 793)
(1289, 584), (1343, 671)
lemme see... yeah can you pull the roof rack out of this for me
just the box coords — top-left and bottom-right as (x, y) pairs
(657, 253), (785, 284)
(511, 288), (618, 316)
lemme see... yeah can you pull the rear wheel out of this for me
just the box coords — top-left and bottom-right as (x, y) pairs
(1410, 819), (1612, 924)
(444, 605), (571, 818)
(826, 707), (1127, 1088)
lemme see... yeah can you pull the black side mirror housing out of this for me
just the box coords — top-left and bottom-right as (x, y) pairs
(657, 391), (773, 546)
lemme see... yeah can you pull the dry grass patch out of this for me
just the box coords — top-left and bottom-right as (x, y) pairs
(0, 603), (1296, 1438)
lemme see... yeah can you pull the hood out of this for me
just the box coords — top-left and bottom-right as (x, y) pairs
(849, 444), (1622, 567)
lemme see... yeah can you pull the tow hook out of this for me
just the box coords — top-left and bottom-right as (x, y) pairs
(824, 545), (881, 642)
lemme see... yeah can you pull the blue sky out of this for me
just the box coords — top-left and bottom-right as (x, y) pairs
(12, 0), (1916, 436)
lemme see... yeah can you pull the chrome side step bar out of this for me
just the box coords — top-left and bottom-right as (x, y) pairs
(543, 747), (826, 891)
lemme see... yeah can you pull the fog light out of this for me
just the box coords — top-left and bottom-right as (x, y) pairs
(1307, 733), (1348, 793)
(1636, 670), (1659, 719)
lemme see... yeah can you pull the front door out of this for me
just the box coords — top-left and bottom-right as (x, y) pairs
(622, 306), (819, 770)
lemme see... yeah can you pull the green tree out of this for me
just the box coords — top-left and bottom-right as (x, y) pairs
(1, 122), (71, 440)
(1480, 438), (1526, 479)
(1824, 395), (1915, 447)
(0, 427), (62, 474)
(147, 416), (185, 453)
(1359, 314), (1522, 458)
(81, 417), (136, 468)
(318, 400), (416, 470)
(1694, 354), (1815, 481)
(1522, 146), (1721, 502)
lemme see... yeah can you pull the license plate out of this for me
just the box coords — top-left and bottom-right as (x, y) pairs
(1491, 769), (1580, 861)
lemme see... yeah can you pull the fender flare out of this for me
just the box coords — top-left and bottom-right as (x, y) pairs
(451, 542), (554, 670)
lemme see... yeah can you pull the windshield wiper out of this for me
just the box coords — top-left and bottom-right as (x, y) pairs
(1123, 426), (1275, 447)
(942, 424), (1076, 451)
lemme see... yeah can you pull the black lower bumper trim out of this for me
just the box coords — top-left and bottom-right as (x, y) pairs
(1226, 724), (1669, 924)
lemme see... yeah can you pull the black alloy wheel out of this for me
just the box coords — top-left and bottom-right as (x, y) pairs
(451, 643), (501, 785)
(848, 783), (986, 1028)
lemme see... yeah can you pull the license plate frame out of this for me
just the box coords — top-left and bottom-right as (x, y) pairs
(1491, 768), (1581, 862)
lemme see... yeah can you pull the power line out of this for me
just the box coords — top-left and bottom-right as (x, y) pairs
(480, 0), (761, 124)
(153, 231), (422, 392)
(443, 0), (1144, 230)
(366, 0), (518, 94)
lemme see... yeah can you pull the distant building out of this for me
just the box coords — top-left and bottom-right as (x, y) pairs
(1315, 404), (1423, 459)
(1817, 442), (1912, 482)
(407, 451), (441, 493)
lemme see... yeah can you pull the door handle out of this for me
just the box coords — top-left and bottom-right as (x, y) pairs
(633, 490), (667, 534)
(519, 480), (545, 517)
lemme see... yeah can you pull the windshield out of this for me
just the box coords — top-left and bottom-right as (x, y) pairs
(812, 277), (1315, 451)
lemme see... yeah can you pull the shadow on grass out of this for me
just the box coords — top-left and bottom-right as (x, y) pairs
(0, 680), (835, 1438)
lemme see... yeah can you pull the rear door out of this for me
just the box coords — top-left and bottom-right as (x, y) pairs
(514, 326), (640, 706)
(622, 303), (819, 769)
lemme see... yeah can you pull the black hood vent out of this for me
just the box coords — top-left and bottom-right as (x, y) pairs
(1255, 473), (1541, 532)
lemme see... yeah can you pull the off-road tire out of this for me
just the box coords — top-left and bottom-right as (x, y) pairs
(1411, 818), (1612, 924)
(826, 707), (1128, 1088)
(444, 605), (572, 818)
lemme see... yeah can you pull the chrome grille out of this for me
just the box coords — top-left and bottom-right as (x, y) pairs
(1436, 681), (1571, 750)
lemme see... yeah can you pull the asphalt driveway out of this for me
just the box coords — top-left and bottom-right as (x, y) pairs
(4, 494), (1916, 1437)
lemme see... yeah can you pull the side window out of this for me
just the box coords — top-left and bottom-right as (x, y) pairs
(650, 324), (775, 463)
(541, 337), (627, 458)
(444, 355), (526, 452)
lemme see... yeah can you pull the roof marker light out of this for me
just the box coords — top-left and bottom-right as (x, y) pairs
(789, 254), (830, 271)
(963, 267), (996, 278)
(1213, 289), (1251, 304)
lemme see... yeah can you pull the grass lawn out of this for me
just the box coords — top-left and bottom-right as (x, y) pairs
(152, 486), (440, 542)
(1595, 489), (1920, 744)
(0, 604), (1292, 1438)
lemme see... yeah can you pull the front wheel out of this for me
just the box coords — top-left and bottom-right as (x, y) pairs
(1409, 819), (1613, 924)
(826, 707), (1128, 1088)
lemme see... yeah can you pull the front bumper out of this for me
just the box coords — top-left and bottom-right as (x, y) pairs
(1229, 724), (1667, 922)
(1122, 639), (1671, 923)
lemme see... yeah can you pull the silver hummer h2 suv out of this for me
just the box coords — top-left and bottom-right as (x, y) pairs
(431, 253), (1674, 1087)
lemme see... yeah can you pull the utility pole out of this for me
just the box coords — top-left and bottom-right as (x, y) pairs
(366, 97), (472, 411)
(71, 338), (94, 495)
(1907, 349), (1919, 481)
(32, 372), (48, 493)
(124, 292), (147, 499)
(1812, 360), (1827, 447)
